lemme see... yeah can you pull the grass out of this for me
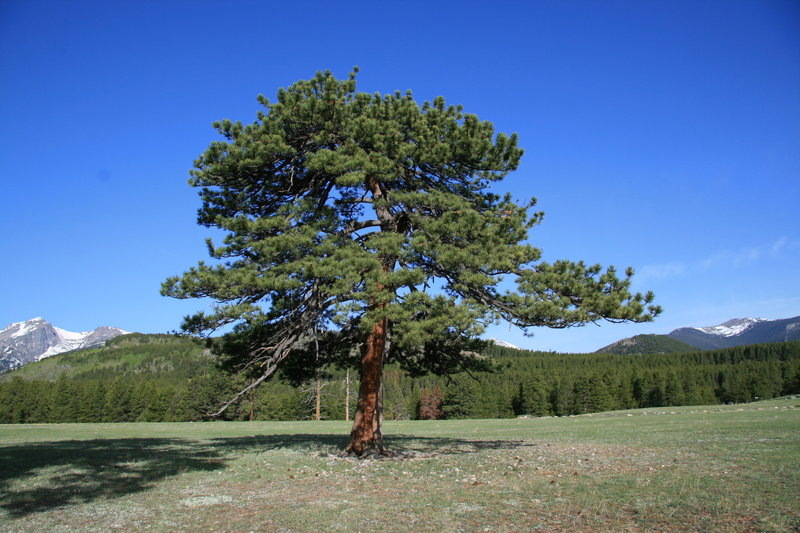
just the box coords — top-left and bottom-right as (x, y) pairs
(0, 398), (798, 532)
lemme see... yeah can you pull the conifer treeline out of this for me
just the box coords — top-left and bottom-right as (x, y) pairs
(1, 340), (798, 424)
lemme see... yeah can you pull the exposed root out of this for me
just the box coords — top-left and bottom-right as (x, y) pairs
(330, 448), (438, 461)
(337, 444), (396, 460)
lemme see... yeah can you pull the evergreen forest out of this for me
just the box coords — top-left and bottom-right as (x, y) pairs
(1, 335), (798, 424)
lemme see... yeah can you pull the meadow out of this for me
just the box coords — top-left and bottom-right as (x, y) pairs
(1, 397), (798, 532)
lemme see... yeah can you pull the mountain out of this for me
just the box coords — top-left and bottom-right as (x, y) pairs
(596, 334), (697, 355)
(596, 315), (800, 354)
(668, 316), (800, 350)
(488, 338), (522, 350)
(0, 318), (129, 372)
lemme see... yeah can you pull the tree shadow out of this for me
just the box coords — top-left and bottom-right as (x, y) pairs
(0, 437), (228, 517)
(387, 434), (540, 456)
(1, 432), (535, 517)
(206, 433), (538, 457)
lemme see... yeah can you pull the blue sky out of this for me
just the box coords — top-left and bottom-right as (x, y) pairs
(1, 0), (798, 353)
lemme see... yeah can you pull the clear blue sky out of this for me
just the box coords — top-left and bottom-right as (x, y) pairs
(1, 0), (798, 353)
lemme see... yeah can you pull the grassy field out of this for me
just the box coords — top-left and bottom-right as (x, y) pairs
(1, 398), (798, 532)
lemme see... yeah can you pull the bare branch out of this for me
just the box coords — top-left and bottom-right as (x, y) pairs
(342, 219), (382, 236)
(208, 365), (278, 417)
(338, 195), (373, 204)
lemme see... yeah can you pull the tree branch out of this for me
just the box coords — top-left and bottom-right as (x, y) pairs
(342, 219), (382, 236)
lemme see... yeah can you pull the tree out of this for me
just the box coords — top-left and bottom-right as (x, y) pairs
(572, 375), (615, 414)
(383, 369), (412, 420)
(104, 378), (133, 422)
(514, 375), (551, 416)
(418, 384), (444, 420)
(442, 374), (481, 419)
(79, 380), (106, 423)
(162, 69), (660, 457)
(51, 374), (80, 422)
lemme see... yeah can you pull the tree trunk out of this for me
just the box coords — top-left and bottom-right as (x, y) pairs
(341, 175), (395, 457)
(341, 316), (392, 458)
(314, 377), (321, 421)
(345, 368), (351, 422)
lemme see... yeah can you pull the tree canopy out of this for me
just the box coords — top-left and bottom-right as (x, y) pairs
(162, 68), (660, 456)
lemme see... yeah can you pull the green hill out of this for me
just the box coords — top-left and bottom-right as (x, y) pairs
(1, 333), (213, 385)
(0, 333), (304, 424)
(595, 334), (697, 355)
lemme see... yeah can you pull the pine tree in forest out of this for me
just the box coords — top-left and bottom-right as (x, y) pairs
(442, 374), (481, 419)
(104, 378), (133, 422)
(418, 385), (444, 420)
(80, 381), (106, 423)
(514, 377), (551, 416)
(162, 69), (660, 457)
(572, 375), (615, 414)
(383, 370), (411, 420)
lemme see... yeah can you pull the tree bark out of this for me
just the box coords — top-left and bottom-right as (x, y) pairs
(314, 377), (321, 421)
(341, 315), (392, 457)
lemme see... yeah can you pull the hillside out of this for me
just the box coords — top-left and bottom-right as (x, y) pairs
(595, 334), (697, 355)
(1, 333), (212, 385)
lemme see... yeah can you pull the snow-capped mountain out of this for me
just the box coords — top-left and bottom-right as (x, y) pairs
(692, 317), (767, 337)
(0, 318), (129, 372)
(668, 316), (800, 350)
(595, 315), (800, 354)
(488, 337), (522, 350)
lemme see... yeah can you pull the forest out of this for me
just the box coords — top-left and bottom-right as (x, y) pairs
(1, 335), (798, 424)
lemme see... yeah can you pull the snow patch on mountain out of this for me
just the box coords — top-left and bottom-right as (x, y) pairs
(692, 318), (767, 337)
(41, 327), (95, 359)
(488, 338), (522, 350)
(7, 317), (47, 339)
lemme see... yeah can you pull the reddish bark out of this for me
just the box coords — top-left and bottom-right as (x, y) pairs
(342, 315), (392, 457)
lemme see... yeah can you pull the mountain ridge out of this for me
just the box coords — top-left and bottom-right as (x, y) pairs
(0, 318), (129, 372)
(596, 334), (697, 355)
(669, 315), (800, 350)
(598, 315), (800, 354)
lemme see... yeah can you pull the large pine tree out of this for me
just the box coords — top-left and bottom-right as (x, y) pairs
(162, 69), (660, 457)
